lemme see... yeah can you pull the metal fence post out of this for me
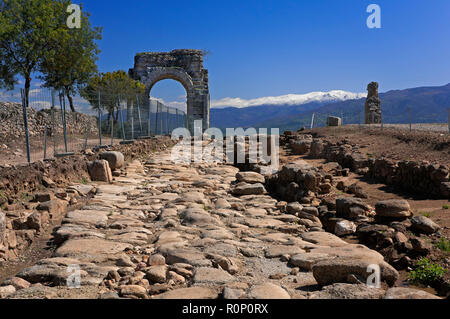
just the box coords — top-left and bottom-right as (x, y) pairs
(51, 105), (56, 156)
(448, 108), (450, 134)
(20, 89), (31, 164)
(59, 92), (68, 153)
(310, 113), (315, 129)
(98, 91), (102, 146)
(358, 109), (361, 129)
(110, 117), (114, 146)
(160, 103), (163, 135)
(119, 97), (126, 140)
(155, 101), (160, 135)
(136, 95), (143, 137)
(43, 126), (47, 160)
(147, 99), (156, 136)
(166, 107), (169, 134)
(409, 107), (412, 132)
(83, 124), (89, 151)
(131, 102), (134, 140)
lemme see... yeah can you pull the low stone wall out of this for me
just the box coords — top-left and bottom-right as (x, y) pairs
(367, 158), (450, 198)
(282, 132), (450, 199)
(0, 102), (97, 141)
(320, 140), (449, 199)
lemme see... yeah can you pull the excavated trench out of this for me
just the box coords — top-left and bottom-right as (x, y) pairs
(0, 200), (90, 283)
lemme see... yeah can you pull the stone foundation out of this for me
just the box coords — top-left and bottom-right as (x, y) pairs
(282, 133), (450, 199)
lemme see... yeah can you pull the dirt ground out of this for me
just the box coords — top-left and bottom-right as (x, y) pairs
(306, 126), (450, 165)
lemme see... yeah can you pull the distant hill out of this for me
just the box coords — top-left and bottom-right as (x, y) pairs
(211, 83), (450, 132)
(211, 90), (365, 130)
(210, 101), (328, 129)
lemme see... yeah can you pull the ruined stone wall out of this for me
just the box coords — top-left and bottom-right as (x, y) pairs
(320, 140), (449, 199)
(129, 49), (210, 131)
(282, 133), (450, 199)
(0, 102), (97, 142)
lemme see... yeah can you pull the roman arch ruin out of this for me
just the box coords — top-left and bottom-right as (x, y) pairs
(129, 49), (210, 132)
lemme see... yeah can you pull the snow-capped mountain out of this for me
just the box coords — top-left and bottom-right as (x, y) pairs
(211, 90), (366, 109)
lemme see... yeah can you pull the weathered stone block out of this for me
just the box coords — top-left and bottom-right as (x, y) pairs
(88, 160), (113, 183)
(100, 151), (125, 170)
(327, 116), (342, 127)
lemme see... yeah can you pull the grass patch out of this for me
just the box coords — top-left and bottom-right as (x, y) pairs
(0, 191), (7, 202)
(408, 258), (446, 286)
(420, 211), (431, 218)
(19, 192), (32, 202)
(435, 238), (450, 253)
(80, 178), (89, 185)
(442, 204), (449, 210)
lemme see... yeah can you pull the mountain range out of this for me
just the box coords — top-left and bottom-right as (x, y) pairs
(210, 83), (450, 132)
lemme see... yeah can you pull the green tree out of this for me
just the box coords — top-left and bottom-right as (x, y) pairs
(81, 70), (145, 123)
(0, 0), (69, 106)
(39, 3), (102, 112)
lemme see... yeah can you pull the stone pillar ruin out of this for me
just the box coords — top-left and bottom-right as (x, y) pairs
(129, 49), (210, 133)
(364, 82), (382, 124)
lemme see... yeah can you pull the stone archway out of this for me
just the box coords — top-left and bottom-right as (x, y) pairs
(129, 49), (210, 132)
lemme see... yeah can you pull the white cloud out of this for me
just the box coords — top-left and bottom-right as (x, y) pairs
(211, 90), (366, 109)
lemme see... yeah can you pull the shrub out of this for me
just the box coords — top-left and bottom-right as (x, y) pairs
(442, 204), (449, 210)
(435, 238), (450, 252)
(408, 258), (446, 286)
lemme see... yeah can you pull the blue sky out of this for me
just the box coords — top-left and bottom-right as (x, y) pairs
(2, 0), (450, 111)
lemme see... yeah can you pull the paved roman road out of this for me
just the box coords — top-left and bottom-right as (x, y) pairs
(4, 148), (439, 299)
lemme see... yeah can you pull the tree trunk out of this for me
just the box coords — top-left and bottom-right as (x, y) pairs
(113, 108), (119, 123)
(66, 90), (75, 112)
(24, 75), (31, 108)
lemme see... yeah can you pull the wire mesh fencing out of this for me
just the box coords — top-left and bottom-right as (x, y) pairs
(308, 106), (450, 133)
(98, 98), (188, 141)
(0, 87), (187, 165)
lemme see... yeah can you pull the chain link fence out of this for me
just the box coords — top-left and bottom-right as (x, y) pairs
(0, 87), (187, 165)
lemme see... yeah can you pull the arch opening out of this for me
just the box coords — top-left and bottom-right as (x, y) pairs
(129, 49), (210, 132)
(149, 79), (187, 114)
